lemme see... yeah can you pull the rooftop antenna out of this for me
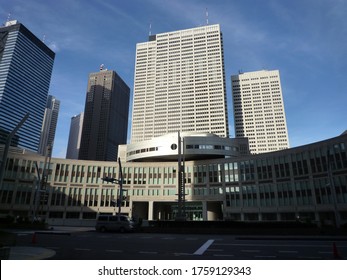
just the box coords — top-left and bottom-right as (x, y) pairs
(7, 13), (11, 22)
(205, 8), (209, 25)
(42, 34), (46, 43)
(149, 22), (152, 36)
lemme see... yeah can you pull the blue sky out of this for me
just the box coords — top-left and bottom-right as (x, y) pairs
(1, 0), (346, 158)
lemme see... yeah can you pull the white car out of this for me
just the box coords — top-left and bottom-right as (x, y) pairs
(95, 215), (134, 233)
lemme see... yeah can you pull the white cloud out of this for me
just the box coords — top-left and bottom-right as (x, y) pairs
(48, 41), (59, 52)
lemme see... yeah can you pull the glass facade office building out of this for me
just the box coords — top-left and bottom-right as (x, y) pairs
(78, 69), (130, 161)
(0, 20), (55, 152)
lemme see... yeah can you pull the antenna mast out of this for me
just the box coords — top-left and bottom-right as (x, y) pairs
(206, 8), (209, 25)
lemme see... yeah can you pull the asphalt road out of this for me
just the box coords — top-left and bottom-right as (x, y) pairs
(13, 229), (347, 260)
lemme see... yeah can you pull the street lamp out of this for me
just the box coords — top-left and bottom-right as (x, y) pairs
(101, 157), (124, 215)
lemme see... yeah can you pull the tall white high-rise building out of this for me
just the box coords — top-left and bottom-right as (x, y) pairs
(131, 24), (229, 143)
(231, 70), (289, 154)
(66, 112), (84, 159)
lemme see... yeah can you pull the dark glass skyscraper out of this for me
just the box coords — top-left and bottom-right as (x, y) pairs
(78, 68), (130, 161)
(0, 20), (55, 151)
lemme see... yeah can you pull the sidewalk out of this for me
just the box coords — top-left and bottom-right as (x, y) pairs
(7, 246), (56, 260)
(1, 226), (94, 260)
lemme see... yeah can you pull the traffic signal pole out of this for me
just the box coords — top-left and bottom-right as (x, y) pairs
(101, 157), (124, 216)
(117, 157), (123, 216)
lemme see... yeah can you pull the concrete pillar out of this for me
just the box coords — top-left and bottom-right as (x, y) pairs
(202, 201), (207, 221)
(148, 201), (154, 220)
(258, 212), (262, 221)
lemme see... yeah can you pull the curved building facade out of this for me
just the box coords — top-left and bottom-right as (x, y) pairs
(124, 132), (249, 162)
(0, 132), (346, 227)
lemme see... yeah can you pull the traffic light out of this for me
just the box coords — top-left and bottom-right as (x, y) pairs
(102, 177), (116, 183)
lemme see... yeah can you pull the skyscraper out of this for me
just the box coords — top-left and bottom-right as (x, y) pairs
(38, 95), (60, 156)
(231, 70), (289, 154)
(131, 24), (229, 143)
(0, 20), (55, 151)
(78, 68), (130, 161)
(66, 112), (84, 160)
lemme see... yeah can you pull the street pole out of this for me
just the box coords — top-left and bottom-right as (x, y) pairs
(118, 157), (123, 215)
(101, 158), (124, 215)
(0, 113), (29, 187)
(176, 131), (186, 221)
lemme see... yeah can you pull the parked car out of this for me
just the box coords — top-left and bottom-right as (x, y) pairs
(95, 215), (134, 233)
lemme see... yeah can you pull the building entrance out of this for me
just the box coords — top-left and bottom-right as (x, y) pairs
(153, 202), (203, 221)
(132, 201), (223, 221)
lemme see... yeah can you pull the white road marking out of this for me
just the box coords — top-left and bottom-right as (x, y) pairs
(194, 239), (214, 255)
(174, 253), (193, 256)
(106, 249), (123, 253)
(241, 249), (260, 253)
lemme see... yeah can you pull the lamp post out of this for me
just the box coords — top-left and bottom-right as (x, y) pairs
(101, 157), (124, 215)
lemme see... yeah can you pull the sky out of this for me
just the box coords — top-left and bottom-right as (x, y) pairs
(1, 0), (346, 158)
